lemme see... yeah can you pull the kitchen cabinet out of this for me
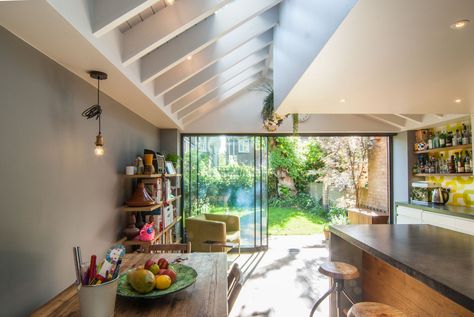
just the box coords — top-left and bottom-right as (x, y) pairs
(396, 206), (422, 224)
(396, 205), (474, 235)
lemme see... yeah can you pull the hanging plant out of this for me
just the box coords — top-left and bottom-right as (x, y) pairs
(261, 90), (274, 121)
(292, 113), (299, 135)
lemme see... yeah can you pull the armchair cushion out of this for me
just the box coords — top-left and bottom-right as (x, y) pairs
(185, 213), (241, 252)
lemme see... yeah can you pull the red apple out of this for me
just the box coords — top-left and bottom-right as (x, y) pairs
(144, 259), (155, 270)
(158, 269), (167, 275)
(161, 268), (177, 283)
(157, 258), (168, 269)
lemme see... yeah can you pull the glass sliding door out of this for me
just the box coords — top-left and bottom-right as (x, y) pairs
(182, 135), (268, 250)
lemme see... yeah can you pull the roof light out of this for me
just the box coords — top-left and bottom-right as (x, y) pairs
(451, 19), (470, 30)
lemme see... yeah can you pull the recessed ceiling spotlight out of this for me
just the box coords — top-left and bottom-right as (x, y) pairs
(339, 98), (346, 103)
(187, 55), (192, 61)
(164, 0), (175, 6)
(451, 19), (470, 30)
(454, 98), (462, 103)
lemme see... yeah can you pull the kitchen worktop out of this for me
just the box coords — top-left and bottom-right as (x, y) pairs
(330, 224), (474, 311)
(397, 201), (474, 220)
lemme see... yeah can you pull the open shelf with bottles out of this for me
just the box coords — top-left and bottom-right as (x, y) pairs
(414, 143), (472, 154)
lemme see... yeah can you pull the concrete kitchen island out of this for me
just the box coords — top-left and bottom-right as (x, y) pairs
(329, 224), (473, 316)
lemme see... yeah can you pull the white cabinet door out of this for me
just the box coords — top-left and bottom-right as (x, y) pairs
(396, 206), (422, 224)
(422, 210), (474, 235)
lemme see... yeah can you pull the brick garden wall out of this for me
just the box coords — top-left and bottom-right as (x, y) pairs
(361, 137), (389, 212)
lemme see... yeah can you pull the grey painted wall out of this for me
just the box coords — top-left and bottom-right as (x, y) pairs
(392, 132), (412, 217)
(273, 0), (356, 107)
(0, 27), (160, 316)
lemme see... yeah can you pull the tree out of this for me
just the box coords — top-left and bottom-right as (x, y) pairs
(317, 137), (371, 208)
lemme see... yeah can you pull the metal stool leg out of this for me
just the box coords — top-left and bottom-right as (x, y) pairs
(309, 282), (336, 317)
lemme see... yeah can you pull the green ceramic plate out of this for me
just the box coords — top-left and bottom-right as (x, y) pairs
(116, 264), (198, 299)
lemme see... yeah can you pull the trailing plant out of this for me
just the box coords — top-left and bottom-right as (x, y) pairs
(292, 113), (299, 135)
(261, 89), (274, 121)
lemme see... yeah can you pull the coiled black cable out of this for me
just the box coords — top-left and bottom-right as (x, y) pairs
(82, 76), (103, 133)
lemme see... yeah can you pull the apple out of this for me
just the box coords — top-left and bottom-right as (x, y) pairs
(158, 269), (167, 275)
(149, 263), (160, 275)
(161, 268), (177, 283)
(157, 258), (169, 269)
(144, 259), (155, 270)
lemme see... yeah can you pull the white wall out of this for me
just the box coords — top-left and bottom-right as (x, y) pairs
(273, 0), (356, 107)
(392, 132), (411, 211)
(183, 90), (399, 133)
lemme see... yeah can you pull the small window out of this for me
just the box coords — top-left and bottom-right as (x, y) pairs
(238, 139), (250, 153)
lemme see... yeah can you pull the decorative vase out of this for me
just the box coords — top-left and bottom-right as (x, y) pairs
(126, 182), (155, 207)
(143, 154), (155, 175)
(124, 214), (140, 240)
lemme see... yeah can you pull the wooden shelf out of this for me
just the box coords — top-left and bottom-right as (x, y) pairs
(122, 216), (182, 247)
(414, 173), (473, 177)
(121, 195), (181, 212)
(414, 144), (472, 154)
(121, 203), (162, 212)
(124, 173), (182, 179)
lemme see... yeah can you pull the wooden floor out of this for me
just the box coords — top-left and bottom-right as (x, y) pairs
(228, 234), (330, 317)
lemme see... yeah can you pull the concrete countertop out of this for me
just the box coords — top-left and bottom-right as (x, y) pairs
(396, 201), (474, 220)
(330, 224), (474, 311)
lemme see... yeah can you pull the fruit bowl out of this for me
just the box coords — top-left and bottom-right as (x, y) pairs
(116, 264), (198, 299)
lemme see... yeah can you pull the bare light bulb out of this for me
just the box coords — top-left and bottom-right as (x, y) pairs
(94, 133), (104, 156)
(94, 145), (105, 156)
(164, 0), (175, 6)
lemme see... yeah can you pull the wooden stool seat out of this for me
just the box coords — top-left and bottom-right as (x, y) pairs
(348, 302), (407, 317)
(318, 261), (360, 280)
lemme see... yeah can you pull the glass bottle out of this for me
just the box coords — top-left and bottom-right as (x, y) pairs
(462, 126), (469, 145)
(446, 131), (453, 147)
(428, 133), (433, 149)
(439, 154), (445, 174)
(464, 151), (471, 173)
(439, 131), (446, 148)
(458, 152), (465, 173)
(453, 130), (459, 146)
(448, 155), (455, 173)
(457, 128), (462, 145)
(433, 132), (439, 148)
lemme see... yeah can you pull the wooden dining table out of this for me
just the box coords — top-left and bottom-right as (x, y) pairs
(31, 252), (228, 317)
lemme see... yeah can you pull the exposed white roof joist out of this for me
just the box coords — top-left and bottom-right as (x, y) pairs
(153, 27), (275, 95)
(141, 0), (281, 83)
(178, 66), (264, 119)
(91, 0), (160, 37)
(171, 59), (267, 113)
(165, 46), (270, 107)
(122, 0), (232, 66)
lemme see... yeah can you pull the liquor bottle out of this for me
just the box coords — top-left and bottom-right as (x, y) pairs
(464, 151), (471, 173)
(457, 128), (462, 145)
(448, 155), (455, 173)
(453, 129), (459, 146)
(428, 133), (433, 149)
(433, 132), (439, 148)
(439, 154), (445, 173)
(439, 131), (446, 147)
(458, 152), (465, 173)
(462, 126), (469, 145)
(446, 131), (453, 147)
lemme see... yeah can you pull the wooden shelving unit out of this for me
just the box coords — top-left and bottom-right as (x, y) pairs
(122, 171), (182, 251)
(123, 216), (182, 252)
(414, 144), (472, 154)
(414, 173), (473, 177)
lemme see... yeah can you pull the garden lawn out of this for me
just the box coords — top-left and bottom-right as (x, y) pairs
(269, 207), (326, 235)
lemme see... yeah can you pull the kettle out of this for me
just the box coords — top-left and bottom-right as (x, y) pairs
(432, 187), (449, 204)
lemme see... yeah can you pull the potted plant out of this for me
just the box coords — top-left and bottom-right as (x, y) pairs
(165, 153), (180, 170)
(323, 224), (330, 240)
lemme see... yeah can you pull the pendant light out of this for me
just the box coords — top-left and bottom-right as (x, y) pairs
(82, 71), (107, 156)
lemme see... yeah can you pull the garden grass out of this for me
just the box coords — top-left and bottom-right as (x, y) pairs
(268, 207), (326, 235)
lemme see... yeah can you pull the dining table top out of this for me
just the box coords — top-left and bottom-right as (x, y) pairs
(31, 252), (228, 317)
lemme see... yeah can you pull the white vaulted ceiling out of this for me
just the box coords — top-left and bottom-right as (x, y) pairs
(0, 0), (280, 129)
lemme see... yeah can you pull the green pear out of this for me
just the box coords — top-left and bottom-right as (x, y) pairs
(127, 268), (155, 294)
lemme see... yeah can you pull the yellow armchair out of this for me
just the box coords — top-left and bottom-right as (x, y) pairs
(185, 213), (241, 253)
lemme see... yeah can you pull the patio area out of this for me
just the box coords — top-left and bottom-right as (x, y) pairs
(229, 234), (330, 317)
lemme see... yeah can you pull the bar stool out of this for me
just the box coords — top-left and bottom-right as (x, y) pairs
(348, 302), (407, 317)
(310, 261), (360, 317)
